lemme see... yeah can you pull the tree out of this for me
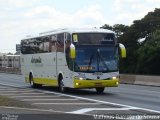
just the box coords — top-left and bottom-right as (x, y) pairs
(119, 8), (160, 74)
(100, 24), (113, 30)
(112, 24), (129, 38)
(101, 8), (160, 75)
(136, 30), (160, 75)
(101, 24), (129, 39)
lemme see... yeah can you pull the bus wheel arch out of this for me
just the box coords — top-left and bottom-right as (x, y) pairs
(29, 72), (41, 88)
(29, 72), (34, 87)
(58, 73), (66, 92)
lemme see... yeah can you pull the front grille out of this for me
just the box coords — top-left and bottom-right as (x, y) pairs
(86, 78), (110, 80)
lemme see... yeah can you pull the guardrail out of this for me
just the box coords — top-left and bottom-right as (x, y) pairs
(120, 74), (160, 87)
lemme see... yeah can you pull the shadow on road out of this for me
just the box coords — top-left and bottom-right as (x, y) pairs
(31, 85), (115, 96)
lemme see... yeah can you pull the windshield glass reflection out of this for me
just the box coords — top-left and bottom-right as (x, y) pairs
(74, 46), (118, 73)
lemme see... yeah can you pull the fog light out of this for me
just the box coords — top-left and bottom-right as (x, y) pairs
(76, 83), (79, 86)
(116, 81), (119, 85)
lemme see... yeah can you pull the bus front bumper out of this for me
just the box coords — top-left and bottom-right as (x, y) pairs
(74, 79), (119, 88)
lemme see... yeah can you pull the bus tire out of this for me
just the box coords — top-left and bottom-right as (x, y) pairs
(29, 73), (41, 88)
(96, 87), (105, 94)
(29, 73), (35, 88)
(58, 75), (66, 92)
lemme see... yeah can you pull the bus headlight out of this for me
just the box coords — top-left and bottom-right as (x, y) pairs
(111, 75), (119, 80)
(76, 82), (80, 86)
(116, 81), (119, 85)
(79, 77), (83, 80)
(74, 76), (85, 80)
(112, 77), (117, 80)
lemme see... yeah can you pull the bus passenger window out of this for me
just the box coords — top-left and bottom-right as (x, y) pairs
(57, 33), (64, 52)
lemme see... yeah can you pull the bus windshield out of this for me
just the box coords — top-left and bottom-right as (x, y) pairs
(74, 45), (118, 73)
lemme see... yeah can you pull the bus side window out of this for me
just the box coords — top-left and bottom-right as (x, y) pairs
(32, 38), (41, 54)
(21, 40), (26, 54)
(65, 33), (71, 61)
(50, 35), (57, 52)
(38, 36), (50, 53)
(65, 33), (71, 47)
(65, 33), (73, 70)
(57, 33), (64, 52)
(35, 37), (42, 53)
(21, 38), (39, 54)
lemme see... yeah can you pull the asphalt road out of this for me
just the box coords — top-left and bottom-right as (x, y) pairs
(75, 84), (160, 111)
(0, 73), (160, 120)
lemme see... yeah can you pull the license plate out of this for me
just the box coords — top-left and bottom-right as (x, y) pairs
(95, 83), (102, 87)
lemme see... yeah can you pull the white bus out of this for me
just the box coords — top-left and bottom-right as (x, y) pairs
(21, 28), (126, 93)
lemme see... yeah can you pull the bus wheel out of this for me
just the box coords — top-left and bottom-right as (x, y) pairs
(29, 73), (35, 88)
(96, 87), (105, 94)
(29, 73), (41, 88)
(58, 76), (66, 92)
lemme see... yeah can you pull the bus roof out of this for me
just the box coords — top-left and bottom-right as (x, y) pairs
(22, 28), (114, 40)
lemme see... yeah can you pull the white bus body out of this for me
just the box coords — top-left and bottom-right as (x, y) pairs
(21, 28), (126, 93)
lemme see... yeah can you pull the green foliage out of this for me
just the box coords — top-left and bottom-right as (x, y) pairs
(100, 24), (113, 30)
(112, 24), (129, 38)
(136, 30), (160, 75)
(101, 24), (129, 38)
(101, 8), (160, 75)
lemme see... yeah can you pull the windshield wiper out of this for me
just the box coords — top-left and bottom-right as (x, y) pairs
(97, 49), (109, 71)
(87, 49), (109, 72)
(87, 54), (95, 72)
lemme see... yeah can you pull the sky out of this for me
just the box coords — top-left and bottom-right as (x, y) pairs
(0, 0), (160, 53)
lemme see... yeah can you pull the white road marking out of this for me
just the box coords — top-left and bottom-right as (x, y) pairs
(0, 87), (9, 89)
(38, 89), (160, 114)
(32, 103), (100, 105)
(0, 83), (160, 114)
(0, 90), (36, 93)
(0, 88), (19, 91)
(22, 99), (78, 101)
(11, 95), (62, 98)
(0, 94), (20, 96)
(0, 93), (45, 95)
(0, 83), (25, 87)
(19, 93), (44, 95)
(68, 107), (138, 114)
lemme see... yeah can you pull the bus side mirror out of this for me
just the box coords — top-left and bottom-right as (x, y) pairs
(119, 43), (126, 58)
(70, 44), (76, 59)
